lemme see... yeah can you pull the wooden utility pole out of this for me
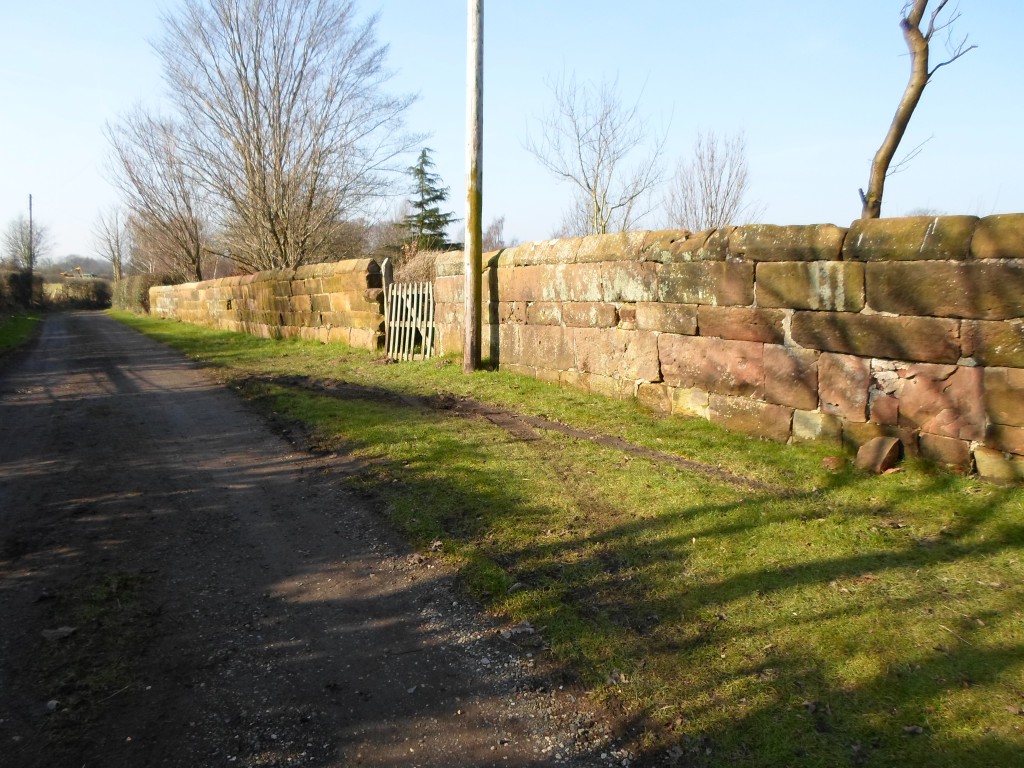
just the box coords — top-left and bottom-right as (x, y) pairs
(463, 0), (483, 372)
(27, 194), (34, 275)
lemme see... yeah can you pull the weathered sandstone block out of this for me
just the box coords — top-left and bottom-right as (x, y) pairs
(660, 335), (764, 398)
(855, 436), (901, 473)
(672, 387), (711, 419)
(792, 410), (842, 442)
(971, 214), (1024, 259)
(896, 363), (984, 441)
(869, 394), (899, 426)
(818, 353), (871, 421)
(642, 228), (730, 263)
(920, 433), (972, 468)
(985, 424), (1024, 456)
(843, 216), (977, 261)
(973, 447), (1024, 483)
(791, 312), (960, 363)
(756, 262), (865, 312)
(634, 302), (698, 334)
(728, 224), (846, 262)
(574, 328), (660, 381)
(697, 306), (785, 344)
(866, 261), (1024, 320)
(962, 319), (1024, 367)
(708, 395), (793, 442)
(658, 262), (754, 306)
(525, 302), (563, 326)
(601, 261), (659, 302)
(983, 367), (1024, 427)
(575, 231), (649, 262)
(637, 383), (672, 413)
(503, 324), (575, 371)
(561, 302), (619, 328)
(764, 345), (819, 410)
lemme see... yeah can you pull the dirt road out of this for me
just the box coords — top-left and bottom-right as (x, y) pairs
(0, 313), (623, 768)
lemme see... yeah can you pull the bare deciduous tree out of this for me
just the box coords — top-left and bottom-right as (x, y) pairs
(92, 206), (132, 284)
(105, 108), (209, 282)
(526, 73), (665, 236)
(664, 131), (762, 232)
(2, 215), (52, 272)
(156, 0), (417, 271)
(860, 0), (975, 219)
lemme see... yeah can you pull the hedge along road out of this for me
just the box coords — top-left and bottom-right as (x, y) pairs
(0, 312), (621, 768)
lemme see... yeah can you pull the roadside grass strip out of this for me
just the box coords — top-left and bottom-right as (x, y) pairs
(0, 312), (42, 355)
(112, 312), (1024, 767)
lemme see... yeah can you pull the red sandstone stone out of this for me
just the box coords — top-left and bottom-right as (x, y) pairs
(919, 433), (973, 468)
(697, 306), (785, 344)
(659, 335), (764, 398)
(658, 262), (754, 306)
(866, 261), (1024, 320)
(962, 320), (1024, 368)
(791, 312), (961, 363)
(763, 345), (819, 410)
(896, 363), (984, 441)
(983, 367), (1024, 427)
(818, 353), (871, 421)
(855, 436), (902, 473)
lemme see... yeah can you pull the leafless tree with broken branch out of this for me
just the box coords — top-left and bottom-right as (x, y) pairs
(155, 0), (418, 271)
(860, 0), (976, 219)
(526, 73), (666, 236)
(664, 130), (763, 232)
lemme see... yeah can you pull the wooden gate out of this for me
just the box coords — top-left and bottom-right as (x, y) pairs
(382, 261), (435, 361)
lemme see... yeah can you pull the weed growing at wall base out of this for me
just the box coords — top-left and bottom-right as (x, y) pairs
(111, 311), (1024, 768)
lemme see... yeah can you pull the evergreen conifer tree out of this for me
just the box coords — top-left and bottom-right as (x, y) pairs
(403, 148), (456, 251)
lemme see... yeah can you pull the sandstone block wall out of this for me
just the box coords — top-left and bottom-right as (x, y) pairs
(150, 259), (384, 350)
(434, 215), (1024, 480)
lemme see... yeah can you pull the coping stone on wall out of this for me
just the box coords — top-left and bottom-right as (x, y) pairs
(642, 229), (731, 263)
(971, 213), (1024, 259)
(728, 223), (846, 262)
(843, 215), (978, 261)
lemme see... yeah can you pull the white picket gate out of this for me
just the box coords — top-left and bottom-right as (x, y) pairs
(382, 265), (435, 361)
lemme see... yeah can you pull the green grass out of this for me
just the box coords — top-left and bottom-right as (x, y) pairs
(0, 311), (42, 354)
(111, 311), (1024, 767)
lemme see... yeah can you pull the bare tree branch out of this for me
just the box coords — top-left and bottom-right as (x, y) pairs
(526, 73), (666, 236)
(663, 131), (763, 232)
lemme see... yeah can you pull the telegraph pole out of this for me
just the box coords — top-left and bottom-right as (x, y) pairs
(463, 0), (483, 372)
(27, 194), (34, 275)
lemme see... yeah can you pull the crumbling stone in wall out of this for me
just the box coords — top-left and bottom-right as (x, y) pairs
(819, 353), (871, 421)
(501, 324), (575, 371)
(575, 231), (649, 262)
(841, 421), (919, 455)
(642, 229), (729, 263)
(970, 214), (1024, 259)
(961, 319), (1024, 368)
(697, 306), (785, 344)
(866, 261), (1024, 320)
(756, 262), (865, 312)
(728, 223), (846, 262)
(843, 215), (977, 261)
(708, 395), (793, 442)
(983, 366), (1024, 427)
(791, 311), (961, 363)
(920, 433), (972, 468)
(896, 363), (984, 441)
(658, 261), (754, 306)
(561, 302), (619, 328)
(764, 345), (819, 410)
(659, 335), (764, 398)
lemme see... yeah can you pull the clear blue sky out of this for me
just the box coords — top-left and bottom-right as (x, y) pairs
(2, 1), (1022, 258)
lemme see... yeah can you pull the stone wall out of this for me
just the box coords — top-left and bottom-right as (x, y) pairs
(434, 215), (1024, 481)
(150, 259), (384, 350)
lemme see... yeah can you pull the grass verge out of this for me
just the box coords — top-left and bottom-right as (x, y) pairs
(111, 312), (1024, 767)
(0, 311), (42, 355)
